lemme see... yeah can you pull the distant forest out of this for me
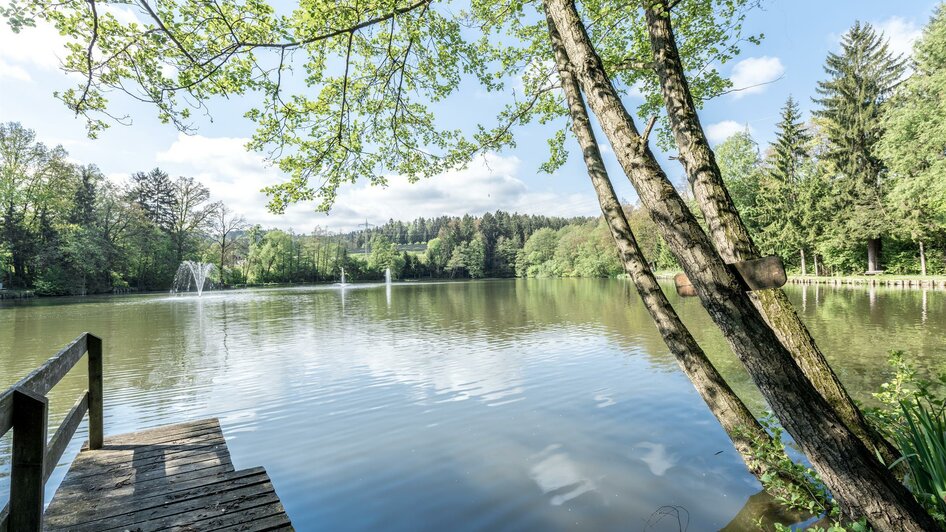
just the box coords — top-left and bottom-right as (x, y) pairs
(3, 12), (946, 294)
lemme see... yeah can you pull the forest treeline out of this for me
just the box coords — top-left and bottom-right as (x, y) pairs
(0, 126), (593, 294)
(3, 12), (945, 294)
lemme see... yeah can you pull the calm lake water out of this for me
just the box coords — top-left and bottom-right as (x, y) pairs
(1, 279), (944, 530)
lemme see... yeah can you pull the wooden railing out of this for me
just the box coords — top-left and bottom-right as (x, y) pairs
(0, 333), (103, 532)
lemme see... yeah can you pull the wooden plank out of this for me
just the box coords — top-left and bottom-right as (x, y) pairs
(674, 256), (787, 297)
(188, 501), (294, 532)
(67, 424), (228, 471)
(94, 418), (221, 446)
(47, 467), (267, 521)
(72, 482), (280, 531)
(10, 388), (47, 532)
(43, 417), (293, 531)
(57, 451), (234, 492)
(44, 391), (89, 482)
(731, 255), (787, 291)
(1, 334), (88, 436)
(65, 435), (228, 475)
(45, 468), (270, 528)
(46, 465), (240, 508)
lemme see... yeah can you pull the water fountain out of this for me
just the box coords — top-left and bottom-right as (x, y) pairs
(339, 268), (348, 286)
(172, 261), (215, 296)
(385, 267), (392, 285)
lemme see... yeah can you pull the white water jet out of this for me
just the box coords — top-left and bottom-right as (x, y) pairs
(385, 267), (392, 285)
(339, 268), (347, 286)
(172, 261), (215, 296)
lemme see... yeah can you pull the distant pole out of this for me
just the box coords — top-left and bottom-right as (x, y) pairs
(360, 218), (374, 254)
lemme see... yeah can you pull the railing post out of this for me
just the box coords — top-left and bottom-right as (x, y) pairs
(87, 334), (104, 450)
(10, 388), (47, 532)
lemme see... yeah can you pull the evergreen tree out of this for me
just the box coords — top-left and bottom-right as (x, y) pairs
(69, 165), (100, 227)
(813, 22), (905, 272)
(129, 168), (176, 231)
(879, 4), (946, 276)
(758, 96), (813, 272)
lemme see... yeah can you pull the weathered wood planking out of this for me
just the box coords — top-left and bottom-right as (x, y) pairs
(43, 418), (293, 531)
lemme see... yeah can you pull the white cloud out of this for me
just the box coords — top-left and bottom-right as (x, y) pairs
(876, 16), (922, 59)
(0, 59), (31, 81)
(0, 6), (138, 82)
(706, 120), (752, 144)
(728, 56), (784, 98)
(0, 21), (68, 79)
(155, 134), (599, 232)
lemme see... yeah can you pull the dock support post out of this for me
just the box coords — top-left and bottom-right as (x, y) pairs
(10, 388), (47, 532)
(87, 334), (103, 450)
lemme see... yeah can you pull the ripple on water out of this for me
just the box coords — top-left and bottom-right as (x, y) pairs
(1, 280), (942, 530)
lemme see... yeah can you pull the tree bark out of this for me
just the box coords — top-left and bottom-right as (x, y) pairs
(867, 238), (882, 273)
(544, 8), (814, 498)
(800, 249), (807, 276)
(919, 241), (927, 277)
(544, 1), (936, 527)
(642, 0), (898, 467)
(813, 254), (819, 277)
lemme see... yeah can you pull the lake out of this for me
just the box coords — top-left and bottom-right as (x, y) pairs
(1, 279), (944, 530)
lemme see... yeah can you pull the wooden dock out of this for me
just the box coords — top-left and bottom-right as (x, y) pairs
(44, 418), (292, 531)
(1, 334), (293, 531)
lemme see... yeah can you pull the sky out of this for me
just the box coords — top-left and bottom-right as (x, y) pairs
(0, 0), (937, 233)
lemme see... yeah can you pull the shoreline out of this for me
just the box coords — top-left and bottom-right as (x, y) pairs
(653, 271), (946, 290)
(787, 275), (946, 289)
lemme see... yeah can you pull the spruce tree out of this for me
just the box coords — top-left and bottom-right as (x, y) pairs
(880, 4), (946, 276)
(813, 22), (905, 272)
(758, 96), (812, 272)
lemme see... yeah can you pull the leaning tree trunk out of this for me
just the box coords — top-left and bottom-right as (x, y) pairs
(544, 1), (936, 527)
(919, 241), (927, 277)
(544, 9), (817, 500)
(642, 0), (898, 467)
(867, 238), (883, 273)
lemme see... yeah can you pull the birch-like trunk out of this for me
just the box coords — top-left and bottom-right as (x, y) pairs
(800, 249), (807, 276)
(543, 7), (812, 497)
(544, 1), (935, 527)
(919, 241), (927, 277)
(642, 0), (898, 467)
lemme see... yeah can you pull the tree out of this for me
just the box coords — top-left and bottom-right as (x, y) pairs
(367, 234), (405, 277)
(642, 0), (900, 480)
(545, 13), (817, 500)
(168, 176), (218, 263)
(756, 96), (813, 271)
(211, 204), (247, 285)
(879, 5), (946, 276)
(516, 228), (559, 277)
(128, 168), (175, 230)
(714, 131), (762, 236)
(814, 22), (905, 273)
(424, 237), (448, 277)
(547, 0), (933, 526)
(0, 122), (72, 287)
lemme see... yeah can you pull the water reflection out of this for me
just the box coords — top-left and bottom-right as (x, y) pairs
(0, 280), (942, 530)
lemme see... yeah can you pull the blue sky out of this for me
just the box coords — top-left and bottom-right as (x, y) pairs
(0, 0), (936, 233)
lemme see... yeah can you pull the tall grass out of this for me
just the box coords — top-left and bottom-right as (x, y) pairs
(891, 398), (946, 518)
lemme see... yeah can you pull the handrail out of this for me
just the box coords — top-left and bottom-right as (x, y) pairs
(0, 332), (103, 532)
